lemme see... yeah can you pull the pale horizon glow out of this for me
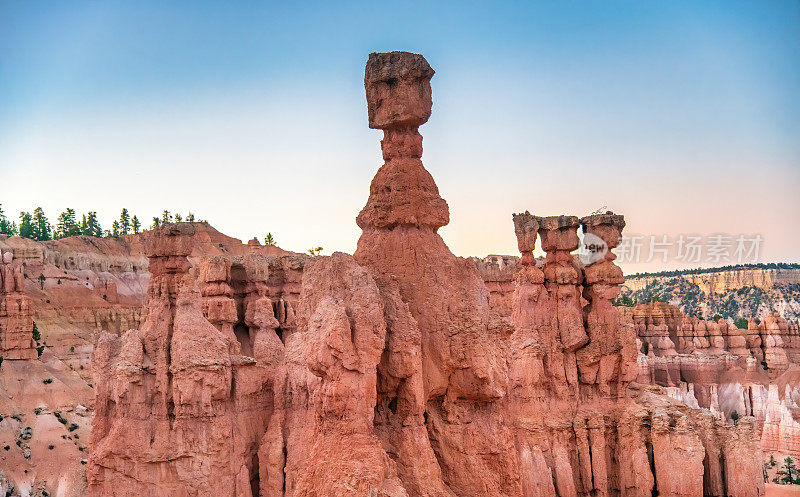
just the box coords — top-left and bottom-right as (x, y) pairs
(1, 1), (798, 273)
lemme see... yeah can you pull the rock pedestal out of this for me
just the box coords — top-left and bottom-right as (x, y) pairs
(0, 250), (37, 360)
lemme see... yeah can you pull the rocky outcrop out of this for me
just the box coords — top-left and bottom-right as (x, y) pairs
(627, 302), (800, 460)
(84, 51), (767, 497)
(88, 224), (272, 496)
(625, 267), (800, 296)
(622, 266), (800, 323)
(0, 250), (36, 360)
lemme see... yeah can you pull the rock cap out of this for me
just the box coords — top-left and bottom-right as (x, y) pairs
(365, 51), (434, 129)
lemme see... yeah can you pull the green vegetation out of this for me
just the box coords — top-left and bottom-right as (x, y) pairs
(32, 322), (40, 341)
(34, 408), (42, 415)
(641, 341), (649, 355)
(43, 378), (53, 384)
(307, 246), (324, 256)
(730, 410), (739, 425)
(2, 207), (207, 241)
(0, 204), (17, 235)
(68, 423), (79, 432)
(264, 233), (276, 245)
(55, 208), (81, 238)
(612, 293), (636, 307)
(53, 412), (67, 425)
(776, 456), (800, 485)
(627, 263), (800, 279)
(734, 317), (749, 329)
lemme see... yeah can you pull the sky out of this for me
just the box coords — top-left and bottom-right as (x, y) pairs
(0, 1), (798, 273)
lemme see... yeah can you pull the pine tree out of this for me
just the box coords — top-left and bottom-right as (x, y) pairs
(80, 214), (88, 235)
(174, 213), (182, 222)
(161, 210), (172, 224)
(0, 204), (18, 236)
(151, 217), (161, 229)
(264, 233), (275, 245)
(186, 212), (195, 222)
(777, 457), (798, 484)
(119, 208), (131, 235)
(55, 208), (80, 238)
(32, 207), (51, 241)
(84, 211), (102, 237)
(19, 212), (34, 239)
(132, 215), (141, 234)
(111, 220), (120, 238)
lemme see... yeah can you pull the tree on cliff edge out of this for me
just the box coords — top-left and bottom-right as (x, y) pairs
(119, 208), (131, 235)
(32, 207), (51, 241)
(265, 233), (275, 245)
(55, 208), (81, 238)
(0, 205), (17, 236)
(132, 215), (141, 234)
(19, 212), (34, 239)
(82, 211), (102, 237)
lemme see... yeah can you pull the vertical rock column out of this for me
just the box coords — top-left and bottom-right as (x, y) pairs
(0, 250), (37, 360)
(355, 51), (517, 496)
(199, 256), (240, 353)
(538, 215), (586, 397)
(89, 223), (254, 497)
(578, 213), (636, 397)
(510, 212), (548, 400)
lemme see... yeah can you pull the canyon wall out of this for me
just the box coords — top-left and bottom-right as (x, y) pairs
(622, 301), (800, 460)
(0, 225), (298, 496)
(622, 267), (800, 322)
(85, 51), (766, 497)
(625, 268), (800, 296)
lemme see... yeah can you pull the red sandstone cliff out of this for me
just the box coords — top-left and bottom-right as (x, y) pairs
(84, 51), (766, 497)
(1, 51), (775, 496)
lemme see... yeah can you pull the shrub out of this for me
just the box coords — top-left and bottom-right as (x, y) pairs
(68, 423), (78, 432)
(43, 378), (53, 384)
(33, 408), (42, 415)
(731, 410), (740, 425)
(54, 412), (67, 425)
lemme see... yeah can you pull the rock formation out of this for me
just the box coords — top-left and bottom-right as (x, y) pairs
(84, 51), (769, 497)
(622, 265), (800, 323)
(0, 249), (36, 360)
(623, 301), (800, 463)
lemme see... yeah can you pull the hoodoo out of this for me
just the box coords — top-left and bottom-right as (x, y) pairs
(85, 52), (766, 497)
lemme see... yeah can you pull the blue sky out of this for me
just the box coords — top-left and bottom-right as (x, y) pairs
(1, 1), (798, 272)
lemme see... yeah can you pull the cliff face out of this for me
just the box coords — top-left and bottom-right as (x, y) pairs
(0, 225), (298, 497)
(625, 268), (800, 296)
(84, 51), (766, 497)
(621, 267), (800, 322)
(620, 301), (800, 460)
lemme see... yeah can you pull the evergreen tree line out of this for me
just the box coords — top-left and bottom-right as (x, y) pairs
(0, 204), (204, 241)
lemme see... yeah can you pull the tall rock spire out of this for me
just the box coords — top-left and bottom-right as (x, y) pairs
(356, 51), (448, 231)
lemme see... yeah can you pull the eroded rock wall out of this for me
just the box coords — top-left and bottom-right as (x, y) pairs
(86, 51), (767, 497)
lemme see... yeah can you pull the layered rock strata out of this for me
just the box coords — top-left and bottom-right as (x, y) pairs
(87, 51), (766, 497)
(0, 250), (36, 360)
